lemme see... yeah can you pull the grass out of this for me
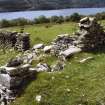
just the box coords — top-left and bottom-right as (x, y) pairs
(0, 50), (18, 66)
(4, 22), (78, 45)
(1, 21), (105, 105)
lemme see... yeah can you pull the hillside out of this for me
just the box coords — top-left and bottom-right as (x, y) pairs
(1, 20), (105, 105)
(0, 0), (105, 12)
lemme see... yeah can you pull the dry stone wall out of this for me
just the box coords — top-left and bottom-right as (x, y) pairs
(0, 31), (30, 51)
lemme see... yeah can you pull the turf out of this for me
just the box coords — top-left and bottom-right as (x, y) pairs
(5, 22), (78, 45)
(1, 22), (105, 105)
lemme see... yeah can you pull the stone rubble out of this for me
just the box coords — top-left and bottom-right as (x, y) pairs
(34, 63), (51, 72)
(74, 17), (105, 50)
(51, 34), (75, 56)
(48, 17), (105, 58)
(0, 64), (32, 89)
(51, 61), (65, 72)
(0, 63), (36, 105)
(60, 46), (81, 58)
(6, 57), (23, 67)
(0, 84), (15, 105)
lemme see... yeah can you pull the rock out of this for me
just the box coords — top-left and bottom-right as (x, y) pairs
(79, 57), (94, 63)
(35, 95), (42, 102)
(35, 63), (51, 72)
(51, 34), (75, 56)
(33, 44), (44, 50)
(51, 61), (65, 72)
(43, 45), (53, 53)
(0, 73), (22, 89)
(29, 68), (37, 75)
(60, 46), (81, 58)
(80, 17), (89, 23)
(0, 84), (15, 105)
(0, 64), (31, 89)
(0, 66), (18, 76)
(7, 58), (23, 67)
(22, 51), (37, 64)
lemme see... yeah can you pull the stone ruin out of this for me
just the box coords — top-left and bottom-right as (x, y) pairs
(0, 63), (37, 105)
(0, 17), (105, 105)
(74, 17), (105, 50)
(0, 31), (30, 51)
(50, 17), (105, 58)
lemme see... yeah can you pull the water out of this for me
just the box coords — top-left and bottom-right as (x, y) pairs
(0, 8), (105, 20)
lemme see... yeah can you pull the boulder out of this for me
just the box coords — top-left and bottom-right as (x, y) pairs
(43, 45), (53, 53)
(33, 44), (44, 49)
(79, 57), (94, 63)
(0, 66), (18, 76)
(35, 63), (50, 72)
(60, 46), (81, 58)
(0, 73), (22, 89)
(7, 58), (23, 67)
(0, 64), (30, 89)
(51, 61), (65, 72)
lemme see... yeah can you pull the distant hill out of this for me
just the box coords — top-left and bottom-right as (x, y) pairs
(0, 0), (105, 12)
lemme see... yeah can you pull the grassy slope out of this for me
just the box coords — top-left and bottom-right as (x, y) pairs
(2, 22), (105, 105)
(5, 22), (78, 45)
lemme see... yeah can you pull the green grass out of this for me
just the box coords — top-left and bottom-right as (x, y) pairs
(0, 50), (18, 66)
(1, 21), (105, 105)
(4, 22), (78, 45)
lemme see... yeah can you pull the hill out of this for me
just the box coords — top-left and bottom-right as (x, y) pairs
(0, 0), (105, 12)
(1, 20), (105, 105)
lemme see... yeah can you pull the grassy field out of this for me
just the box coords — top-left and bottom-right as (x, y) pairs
(1, 22), (105, 105)
(4, 22), (78, 45)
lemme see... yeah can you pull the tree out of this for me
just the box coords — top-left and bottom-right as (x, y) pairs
(0, 19), (10, 28)
(56, 16), (64, 24)
(50, 16), (60, 23)
(70, 13), (81, 22)
(34, 16), (49, 24)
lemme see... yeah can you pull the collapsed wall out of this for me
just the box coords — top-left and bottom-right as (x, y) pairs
(74, 17), (105, 50)
(51, 17), (105, 58)
(0, 31), (30, 51)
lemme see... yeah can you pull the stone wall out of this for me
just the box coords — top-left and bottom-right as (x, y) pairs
(0, 31), (30, 51)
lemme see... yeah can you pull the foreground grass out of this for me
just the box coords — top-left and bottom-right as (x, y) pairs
(0, 50), (18, 66)
(1, 22), (105, 105)
(11, 52), (105, 105)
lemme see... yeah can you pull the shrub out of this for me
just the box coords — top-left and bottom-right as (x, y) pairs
(65, 16), (71, 22)
(34, 15), (49, 24)
(50, 16), (60, 23)
(95, 12), (105, 20)
(56, 16), (64, 24)
(0, 19), (10, 27)
(70, 13), (81, 22)
(12, 18), (29, 26)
